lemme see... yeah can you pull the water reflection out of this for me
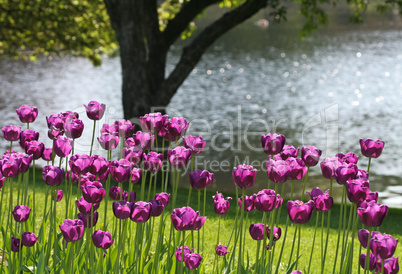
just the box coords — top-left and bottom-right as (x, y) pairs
(0, 8), (401, 207)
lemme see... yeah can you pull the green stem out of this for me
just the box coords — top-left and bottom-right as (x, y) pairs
(1, 179), (12, 273)
(333, 186), (346, 273)
(367, 157), (372, 174)
(322, 181), (333, 272)
(202, 187), (206, 252)
(296, 224), (301, 269)
(186, 186), (193, 206)
(103, 150), (111, 230)
(197, 189), (200, 252)
(301, 167), (310, 201)
(237, 188), (246, 273)
(89, 120), (96, 156)
(32, 159), (36, 233)
(287, 224), (298, 270)
(308, 211), (320, 274)
(365, 227), (373, 274)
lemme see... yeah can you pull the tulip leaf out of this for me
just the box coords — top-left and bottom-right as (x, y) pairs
(285, 255), (302, 274)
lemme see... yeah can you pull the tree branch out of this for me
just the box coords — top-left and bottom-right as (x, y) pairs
(159, 0), (268, 102)
(161, 0), (221, 47)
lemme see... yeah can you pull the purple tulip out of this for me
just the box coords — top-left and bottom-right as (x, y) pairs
(92, 230), (114, 249)
(129, 131), (155, 150)
(21, 232), (38, 247)
(42, 165), (64, 186)
(366, 191), (379, 203)
(98, 132), (119, 150)
(175, 246), (193, 262)
(249, 223), (265, 240)
(98, 169), (110, 183)
(89, 155), (109, 176)
(11, 237), (21, 252)
(168, 146), (192, 169)
(149, 199), (164, 217)
(60, 110), (79, 122)
(238, 194), (255, 212)
(69, 154), (93, 174)
(140, 113), (168, 133)
(371, 233), (398, 260)
(110, 159), (133, 183)
(346, 179), (370, 205)
(46, 113), (64, 130)
(2, 125), (21, 141)
(278, 145), (299, 160)
(48, 126), (64, 140)
(376, 256), (399, 274)
(287, 200), (315, 224)
(16, 105), (38, 123)
(42, 147), (53, 161)
(109, 186), (122, 200)
(290, 271), (303, 274)
(129, 168), (142, 184)
(17, 153), (31, 174)
(1, 154), (21, 177)
(360, 138), (385, 159)
(266, 226), (282, 241)
(215, 245), (230, 256)
(357, 201), (388, 227)
(143, 152), (163, 172)
(160, 117), (188, 142)
(307, 188), (333, 212)
(261, 133), (286, 155)
(183, 135), (206, 155)
(130, 201), (152, 223)
(359, 254), (377, 271)
(81, 181), (105, 204)
(76, 196), (100, 215)
(336, 152), (359, 164)
(19, 129), (39, 149)
(0, 175), (4, 189)
(12, 205), (31, 222)
(213, 192), (232, 215)
(286, 157), (308, 180)
(266, 159), (290, 183)
(84, 101), (106, 120)
(335, 163), (358, 185)
(78, 212), (99, 228)
(320, 157), (342, 180)
(254, 189), (277, 212)
(171, 206), (206, 231)
(114, 119), (134, 138)
(123, 147), (143, 166)
(59, 219), (85, 242)
(301, 146), (322, 167)
(53, 190), (64, 202)
(154, 192), (170, 207)
(64, 119), (84, 139)
(357, 169), (369, 179)
(122, 191), (136, 203)
(189, 170), (214, 190)
(53, 136), (73, 158)
(100, 123), (118, 134)
(184, 252), (202, 269)
(232, 164), (257, 189)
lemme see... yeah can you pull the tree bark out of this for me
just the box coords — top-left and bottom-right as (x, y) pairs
(103, 0), (268, 120)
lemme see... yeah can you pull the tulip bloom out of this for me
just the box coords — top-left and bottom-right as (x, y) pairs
(286, 157), (308, 180)
(254, 189), (277, 212)
(42, 165), (64, 186)
(59, 219), (85, 242)
(346, 179), (370, 205)
(78, 212), (99, 228)
(266, 159), (290, 183)
(371, 233), (398, 260)
(76, 196), (100, 215)
(114, 119), (134, 138)
(376, 256), (399, 274)
(143, 152), (163, 172)
(110, 159), (132, 183)
(215, 245), (230, 256)
(154, 192), (171, 207)
(123, 147), (143, 166)
(175, 246), (193, 262)
(42, 147), (53, 162)
(287, 200), (315, 224)
(64, 119), (84, 139)
(335, 163), (358, 185)
(238, 194), (255, 212)
(69, 154), (93, 174)
(266, 226), (282, 241)
(16, 105), (38, 123)
(109, 186), (122, 200)
(53, 190), (64, 202)
(140, 112), (168, 133)
(92, 230), (114, 249)
(53, 136), (73, 158)
(357, 201), (388, 227)
(81, 181), (106, 204)
(189, 170), (214, 190)
(359, 138), (385, 158)
(11, 237), (21, 252)
(249, 223), (265, 240)
(129, 131), (155, 150)
(130, 201), (152, 223)
(168, 146), (192, 169)
(160, 117), (188, 141)
(2, 125), (21, 141)
(301, 146), (322, 167)
(213, 192), (232, 215)
(19, 129), (39, 149)
(183, 135), (206, 155)
(359, 254), (377, 272)
(122, 191), (136, 203)
(1, 154), (22, 177)
(149, 199), (164, 217)
(184, 252), (202, 269)
(336, 152), (359, 164)
(21, 232), (38, 247)
(279, 145), (299, 160)
(171, 206), (206, 231)
(261, 133), (286, 155)
(320, 157), (342, 180)
(12, 205), (31, 222)
(307, 187), (333, 212)
(232, 164), (257, 189)
(89, 155), (109, 176)
(98, 132), (119, 150)
(84, 101), (106, 120)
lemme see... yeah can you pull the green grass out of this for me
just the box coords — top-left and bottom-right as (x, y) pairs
(1, 167), (401, 273)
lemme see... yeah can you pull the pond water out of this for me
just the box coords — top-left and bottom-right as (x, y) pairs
(0, 7), (401, 207)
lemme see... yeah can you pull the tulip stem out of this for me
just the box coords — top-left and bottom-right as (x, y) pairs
(287, 223), (298, 269)
(296, 223), (301, 269)
(103, 150), (112, 230)
(301, 167), (310, 201)
(333, 186), (346, 273)
(367, 157), (372, 174)
(89, 120), (96, 156)
(365, 227), (373, 274)
(322, 181), (333, 272)
(1, 179), (10, 273)
(32, 159), (36, 233)
(202, 187), (206, 252)
(186, 187), (192, 206)
(197, 189), (201, 252)
(275, 215), (289, 274)
(237, 188), (246, 273)
(308, 211), (320, 274)
(256, 240), (261, 272)
(182, 230), (185, 273)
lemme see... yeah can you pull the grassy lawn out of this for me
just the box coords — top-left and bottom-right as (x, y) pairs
(1, 167), (401, 273)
